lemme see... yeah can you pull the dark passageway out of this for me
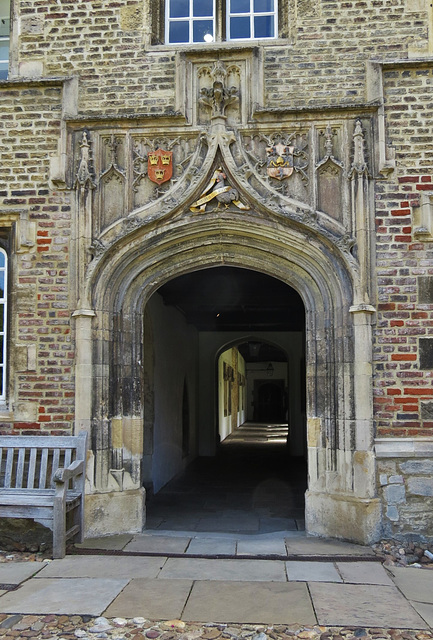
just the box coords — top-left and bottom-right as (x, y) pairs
(146, 422), (307, 534)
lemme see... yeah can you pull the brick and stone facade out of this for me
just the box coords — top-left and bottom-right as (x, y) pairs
(0, 0), (432, 542)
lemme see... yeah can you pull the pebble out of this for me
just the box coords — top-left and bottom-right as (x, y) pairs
(0, 619), (428, 640)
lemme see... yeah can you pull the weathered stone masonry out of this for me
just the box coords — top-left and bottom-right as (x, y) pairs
(0, 0), (432, 542)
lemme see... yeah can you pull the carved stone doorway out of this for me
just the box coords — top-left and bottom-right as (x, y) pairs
(82, 213), (379, 544)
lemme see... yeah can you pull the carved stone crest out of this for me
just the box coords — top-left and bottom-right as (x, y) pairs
(266, 143), (294, 180)
(190, 168), (249, 213)
(148, 149), (173, 185)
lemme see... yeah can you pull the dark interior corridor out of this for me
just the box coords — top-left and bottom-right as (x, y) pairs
(146, 422), (307, 534)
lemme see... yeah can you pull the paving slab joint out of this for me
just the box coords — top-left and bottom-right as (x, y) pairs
(70, 548), (380, 562)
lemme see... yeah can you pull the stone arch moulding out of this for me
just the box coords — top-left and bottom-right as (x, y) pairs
(76, 211), (381, 544)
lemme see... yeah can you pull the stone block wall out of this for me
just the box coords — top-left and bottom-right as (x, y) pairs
(10, 0), (430, 113)
(377, 454), (433, 541)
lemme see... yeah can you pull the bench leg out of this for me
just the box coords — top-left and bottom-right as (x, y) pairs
(53, 493), (66, 559)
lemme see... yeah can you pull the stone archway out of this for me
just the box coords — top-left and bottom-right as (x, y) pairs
(76, 213), (380, 544)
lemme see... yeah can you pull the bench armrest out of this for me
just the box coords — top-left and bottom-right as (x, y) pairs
(53, 460), (85, 485)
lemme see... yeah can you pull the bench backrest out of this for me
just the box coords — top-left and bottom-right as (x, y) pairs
(0, 433), (87, 492)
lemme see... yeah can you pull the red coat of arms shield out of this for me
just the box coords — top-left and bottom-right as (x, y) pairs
(148, 149), (173, 185)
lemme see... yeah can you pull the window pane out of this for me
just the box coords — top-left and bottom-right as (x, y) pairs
(193, 0), (213, 17)
(0, 305), (4, 333)
(193, 19), (213, 42)
(0, 63), (7, 80)
(0, 252), (4, 269)
(230, 16), (250, 38)
(231, 0), (250, 13)
(169, 21), (189, 43)
(0, 273), (4, 299)
(0, 337), (4, 363)
(0, 366), (3, 397)
(0, 40), (8, 60)
(254, 0), (274, 11)
(254, 14), (274, 37)
(169, 0), (189, 18)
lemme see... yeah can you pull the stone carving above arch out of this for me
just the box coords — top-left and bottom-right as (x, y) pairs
(316, 124), (345, 221)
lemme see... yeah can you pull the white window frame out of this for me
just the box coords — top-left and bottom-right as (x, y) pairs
(0, 248), (7, 402)
(227, 0), (277, 41)
(166, 0), (216, 45)
(165, 0), (278, 44)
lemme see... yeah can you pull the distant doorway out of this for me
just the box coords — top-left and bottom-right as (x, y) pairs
(254, 380), (286, 422)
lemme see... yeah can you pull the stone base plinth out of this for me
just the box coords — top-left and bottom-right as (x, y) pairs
(84, 488), (145, 538)
(305, 490), (382, 545)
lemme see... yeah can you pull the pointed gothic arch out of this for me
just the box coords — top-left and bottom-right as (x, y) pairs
(76, 208), (380, 543)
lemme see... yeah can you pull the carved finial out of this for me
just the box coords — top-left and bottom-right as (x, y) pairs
(324, 123), (334, 157)
(351, 119), (367, 173)
(105, 133), (120, 168)
(74, 131), (95, 189)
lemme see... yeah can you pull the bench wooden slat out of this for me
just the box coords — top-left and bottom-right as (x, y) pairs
(5, 448), (14, 488)
(16, 449), (26, 488)
(27, 448), (37, 489)
(52, 449), (60, 487)
(0, 432), (88, 559)
(39, 448), (48, 489)
(0, 490), (81, 505)
(64, 448), (72, 469)
(0, 436), (83, 448)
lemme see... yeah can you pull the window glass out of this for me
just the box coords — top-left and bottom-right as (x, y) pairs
(193, 19), (214, 41)
(254, 0), (274, 11)
(167, 0), (215, 43)
(230, 16), (250, 38)
(166, 0), (277, 43)
(169, 21), (189, 43)
(231, 0), (250, 12)
(169, 0), (189, 18)
(193, 0), (213, 17)
(254, 14), (274, 37)
(0, 0), (9, 80)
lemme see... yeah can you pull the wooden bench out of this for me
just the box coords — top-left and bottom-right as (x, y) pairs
(0, 432), (87, 558)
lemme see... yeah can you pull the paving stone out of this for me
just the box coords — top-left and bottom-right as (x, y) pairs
(336, 562), (394, 585)
(158, 558), (286, 581)
(182, 580), (316, 624)
(0, 578), (129, 616)
(309, 582), (428, 628)
(236, 539), (287, 556)
(104, 579), (193, 620)
(186, 539), (236, 556)
(36, 556), (165, 580)
(286, 561), (342, 582)
(410, 602), (433, 628)
(285, 538), (371, 556)
(76, 535), (133, 551)
(388, 567), (433, 604)
(0, 563), (46, 585)
(124, 535), (191, 554)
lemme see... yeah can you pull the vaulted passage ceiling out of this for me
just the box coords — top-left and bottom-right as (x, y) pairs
(157, 266), (305, 333)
